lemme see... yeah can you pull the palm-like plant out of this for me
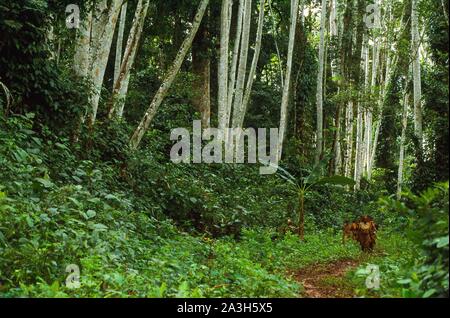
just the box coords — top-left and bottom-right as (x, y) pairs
(271, 158), (356, 240)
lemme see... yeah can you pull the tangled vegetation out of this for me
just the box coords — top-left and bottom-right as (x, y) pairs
(0, 0), (448, 298)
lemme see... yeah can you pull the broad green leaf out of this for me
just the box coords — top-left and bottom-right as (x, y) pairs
(397, 278), (412, 285)
(86, 210), (96, 219)
(422, 289), (436, 298)
(435, 236), (449, 248)
(92, 223), (108, 231)
(35, 177), (54, 189)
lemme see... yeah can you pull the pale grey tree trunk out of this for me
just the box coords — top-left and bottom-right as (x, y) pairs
(411, 0), (423, 147)
(397, 88), (410, 199)
(365, 34), (380, 179)
(315, 0), (327, 164)
(87, 0), (124, 126)
(333, 111), (342, 174)
(231, 0), (252, 128)
(129, 0), (210, 149)
(227, 0), (244, 128)
(329, 0), (338, 78)
(355, 41), (369, 190)
(277, 0), (299, 161)
(74, 10), (93, 79)
(354, 102), (363, 189)
(109, 0), (150, 118)
(114, 2), (127, 87)
(343, 101), (353, 178)
(237, 0), (266, 129)
(218, 0), (231, 134)
(192, 11), (211, 128)
(330, 0), (341, 174)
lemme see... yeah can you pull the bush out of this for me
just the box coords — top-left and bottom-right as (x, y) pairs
(368, 183), (450, 297)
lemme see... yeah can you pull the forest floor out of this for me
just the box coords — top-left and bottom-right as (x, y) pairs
(293, 258), (361, 298)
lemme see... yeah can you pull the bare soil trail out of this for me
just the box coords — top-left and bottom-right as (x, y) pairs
(293, 258), (361, 298)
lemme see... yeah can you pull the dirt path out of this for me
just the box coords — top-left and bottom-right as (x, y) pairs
(293, 258), (361, 298)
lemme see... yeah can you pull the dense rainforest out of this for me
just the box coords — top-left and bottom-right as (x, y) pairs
(0, 0), (448, 299)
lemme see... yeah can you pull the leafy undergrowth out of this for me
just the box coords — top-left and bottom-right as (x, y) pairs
(0, 191), (365, 299)
(0, 186), (409, 299)
(0, 114), (359, 298)
(0, 115), (437, 298)
(0, 184), (410, 298)
(350, 232), (439, 298)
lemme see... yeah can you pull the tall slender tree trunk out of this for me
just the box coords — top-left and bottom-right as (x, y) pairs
(315, 0), (328, 164)
(365, 32), (380, 179)
(114, 2), (127, 87)
(411, 0), (423, 147)
(109, 0), (150, 119)
(218, 0), (231, 134)
(87, 0), (124, 126)
(237, 0), (266, 129)
(397, 88), (410, 199)
(340, 0), (354, 178)
(227, 0), (245, 128)
(192, 11), (211, 127)
(277, 0), (299, 161)
(330, 0), (338, 78)
(354, 102), (363, 189)
(72, 9), (93, 141)
(129, 0), (210, 149)
(355, 41), (369, 190)
(343, 101), (354, 178)
(330, 0), (341, 174)
(231, 0), (252, 128)
(74, 10), (93, 79)
(333, 106), (342, 174)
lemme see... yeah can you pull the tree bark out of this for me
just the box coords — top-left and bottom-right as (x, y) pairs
(365, 31), (380, 179)
(231, 0), (252, 128)
(87, 0), (124, 126)
(277, 0), (299, 161)
(227, 0), (245, 129)
(109, 0), (150, 119)
(218, 0), (231, 134)
(355, 40), (369, 190)
(192, 11), (211, 128)
(343, 101), (353, 178)
(315, 0), (328, 164)
(397, 87), (410, 199)
(114, 2), (127, 88)
(74, 10), (92, 79)
(411, 0), (423, 147)
(237, 0), (266, 129)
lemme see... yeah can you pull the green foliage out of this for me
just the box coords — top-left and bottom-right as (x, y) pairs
(0, 0), (88, 134)
(350, 232), (417, 298)
(0, 0), (448, 299)
(356, 183), (450, 298)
